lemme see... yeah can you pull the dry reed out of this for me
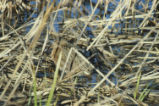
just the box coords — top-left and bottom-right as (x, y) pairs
(0, 0), (159, 106)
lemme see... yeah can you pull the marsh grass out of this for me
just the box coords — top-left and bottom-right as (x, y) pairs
(134, 72), (141, 100)
(46, 51), (62, 106)
(33, 70), (37, 106)
(0, 0), (159, 106)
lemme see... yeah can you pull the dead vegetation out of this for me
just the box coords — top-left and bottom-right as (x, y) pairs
(0, 0), (159, 106)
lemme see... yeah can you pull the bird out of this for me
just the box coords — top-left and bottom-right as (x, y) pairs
(50, 38), (93, 81)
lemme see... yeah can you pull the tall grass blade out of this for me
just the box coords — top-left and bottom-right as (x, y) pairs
(33, 75), (37, 106)
(46, 51), (62, 106)
(134, 72), (141, 99)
